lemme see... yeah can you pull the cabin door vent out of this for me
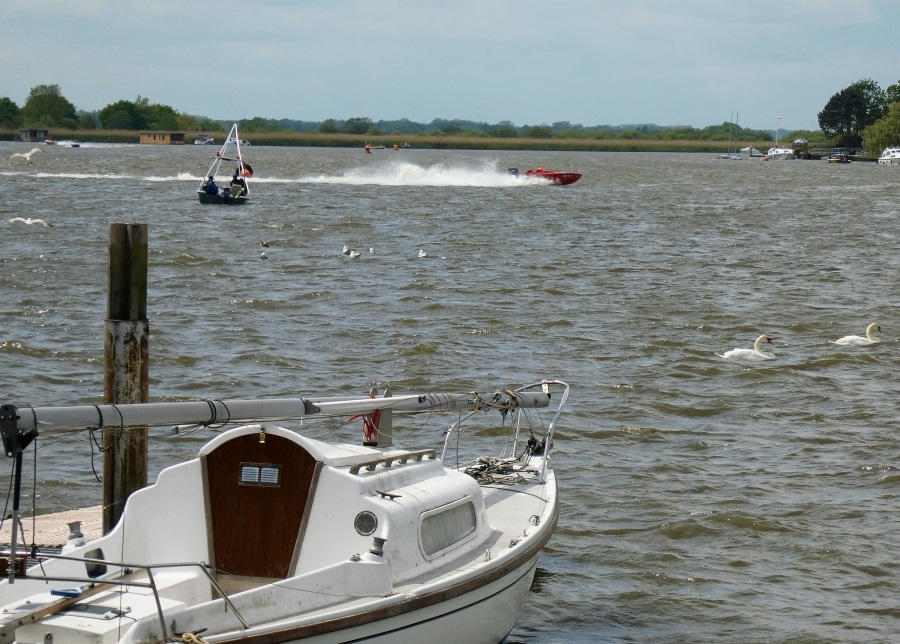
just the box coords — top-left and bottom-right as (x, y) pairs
(239, 462), (281, 486)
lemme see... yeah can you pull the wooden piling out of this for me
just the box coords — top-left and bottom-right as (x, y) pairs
(103, 223), (148, 534)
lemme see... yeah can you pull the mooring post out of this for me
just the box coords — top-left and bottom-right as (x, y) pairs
(103, 223), (149, 534)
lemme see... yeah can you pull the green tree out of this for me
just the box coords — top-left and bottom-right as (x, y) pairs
(851, 77), (888, 122)
(523, 125), (553, 138)
(884, 81), (900, 107)
(486, 121), (518, 138)
(21, 84), (78, 128)
(341, 117), (373, 135)
(76, 110), (99, 129)
(144, 103), (180, 130)
(318, 119), (339, 134)
(98, 99), (148, 130)
(238, 117), (282, 132)
(862, 102), (900, 155)
(0, 97), (19, 128)
(818, 85), (866, 146)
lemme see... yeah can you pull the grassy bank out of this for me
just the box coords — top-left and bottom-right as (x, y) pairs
(0, 128), (775, 153)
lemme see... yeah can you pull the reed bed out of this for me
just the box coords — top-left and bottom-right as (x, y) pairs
(0, 128), (773, 153)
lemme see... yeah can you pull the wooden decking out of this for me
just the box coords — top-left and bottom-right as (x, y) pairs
(0, 506), (102, 549)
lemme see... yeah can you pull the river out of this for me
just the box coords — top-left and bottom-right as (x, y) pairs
(2, 142), (899, 642)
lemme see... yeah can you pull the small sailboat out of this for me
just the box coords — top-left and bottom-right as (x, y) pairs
(197, 124), (254, 205)
(717, 113), (742, 160)
(0, 380), (570, 642)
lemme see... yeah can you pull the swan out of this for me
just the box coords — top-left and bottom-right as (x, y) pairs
(8, 148), (42, 164)
(9, 217), (53, 228)
(716, 334), (776, 361)
(830, 323), (881, 346)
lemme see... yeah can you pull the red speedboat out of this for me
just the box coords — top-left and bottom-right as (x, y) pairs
(508, 166), (582, 185)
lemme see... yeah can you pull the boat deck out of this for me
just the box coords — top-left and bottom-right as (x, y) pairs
(0, 506), (102, 549)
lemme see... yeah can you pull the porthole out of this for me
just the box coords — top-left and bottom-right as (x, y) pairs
(354, 511), (378, 536)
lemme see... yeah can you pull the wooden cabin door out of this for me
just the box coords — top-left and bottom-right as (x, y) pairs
(204, 432), (318, 578)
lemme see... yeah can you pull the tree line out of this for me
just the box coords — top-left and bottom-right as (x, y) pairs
(3, 80), (900, 151)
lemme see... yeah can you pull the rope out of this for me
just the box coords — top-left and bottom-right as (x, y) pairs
(169, 633), (209, 644)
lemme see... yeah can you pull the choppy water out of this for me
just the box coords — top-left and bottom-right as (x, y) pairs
(2, 142), (900, 642)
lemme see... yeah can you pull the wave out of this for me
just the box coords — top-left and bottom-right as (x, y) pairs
(3, 160), (557, 188)
(297, 160), (546, 187)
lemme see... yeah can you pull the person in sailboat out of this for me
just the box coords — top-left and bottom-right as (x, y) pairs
(203, 175), (219, 195)
(230, 171), (247, 197)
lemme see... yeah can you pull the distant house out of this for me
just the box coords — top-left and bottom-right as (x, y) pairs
(20, 129), (49, 143)
(139, 131), (186, 145)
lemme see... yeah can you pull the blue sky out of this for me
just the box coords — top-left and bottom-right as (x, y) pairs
(5, 1), (898, 132)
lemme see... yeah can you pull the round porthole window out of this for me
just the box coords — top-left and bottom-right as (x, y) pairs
(354, 511), (377, 536)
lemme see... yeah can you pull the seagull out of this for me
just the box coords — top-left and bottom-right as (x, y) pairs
(369, 247), (375, 254)
(342, 245), (351, 255)
(418, 249), (427, 258)
(260, 252), (268, 260)
(349, 250), (361, 258)
(8, 148), (43, 164)
(260, 241), (270, 248)
(716, 334), (776, 361)
(830, 323), (881, 347)
(9, 217), (53, 228)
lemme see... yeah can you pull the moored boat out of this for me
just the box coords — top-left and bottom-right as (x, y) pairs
(763, 146), (795, 160)
(508, 167), (582, 185)
(0, 380), (568, 643)
(877, 147), (900, 165)
(197, 124), (253, 205)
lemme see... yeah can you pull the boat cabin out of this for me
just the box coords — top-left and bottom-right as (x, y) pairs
(139, 131), (186, 145)
(1, 424), (492, 641)
(19, 129), (48, 143)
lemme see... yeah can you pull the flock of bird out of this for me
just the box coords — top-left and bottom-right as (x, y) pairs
(255, 243), (427, 262)
(340, 245), (426, 260)
(717, 323), (882, 362)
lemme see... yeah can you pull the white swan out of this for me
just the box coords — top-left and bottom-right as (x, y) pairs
(830, 323), (881, 346)
(8, 148), (42, 164)
(716, 334), (776, 361)
(9, 217), (53, 228)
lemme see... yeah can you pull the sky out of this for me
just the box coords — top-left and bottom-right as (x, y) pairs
(4, 1), (899, 133)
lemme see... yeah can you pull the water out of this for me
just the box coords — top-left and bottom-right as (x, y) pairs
(3, 143), (900, 642)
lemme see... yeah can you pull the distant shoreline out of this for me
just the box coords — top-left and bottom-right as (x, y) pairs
(1, 128), (784, 154)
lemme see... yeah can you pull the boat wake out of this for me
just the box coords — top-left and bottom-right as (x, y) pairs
(298, 161), (546, 187)
(3, 164), (555, 188)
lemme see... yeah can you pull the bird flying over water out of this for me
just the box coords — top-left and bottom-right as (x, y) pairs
(9, 217), (53, 228)
(8, 148), (43, 164)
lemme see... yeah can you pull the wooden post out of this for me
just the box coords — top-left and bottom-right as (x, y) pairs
(103, 223), (149, 534)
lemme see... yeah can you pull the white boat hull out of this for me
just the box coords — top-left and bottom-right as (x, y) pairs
(878, 147), (900, 164)
(0, 382), (569, 644)
(229, 554), (541, 644)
